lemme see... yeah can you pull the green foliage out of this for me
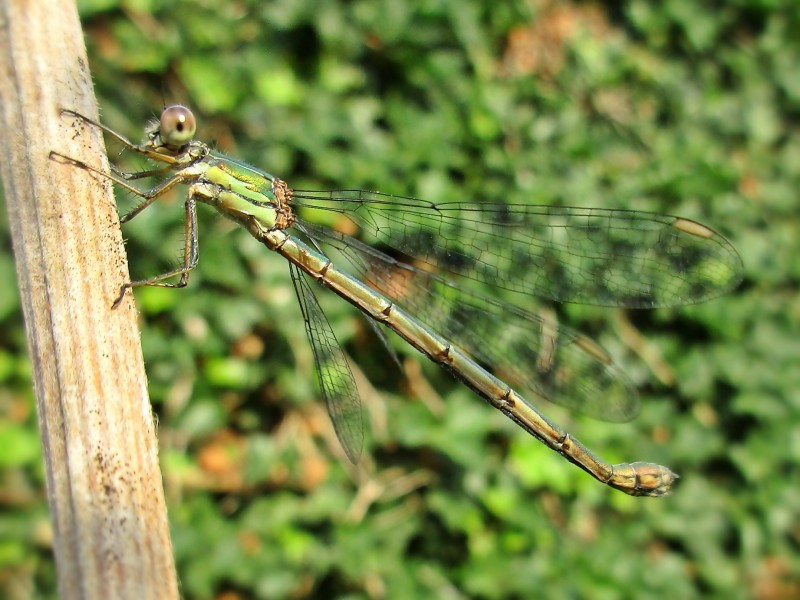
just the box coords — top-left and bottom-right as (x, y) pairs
(2, 0), (799, 597)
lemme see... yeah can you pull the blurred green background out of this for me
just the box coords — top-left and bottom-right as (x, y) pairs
(1, 0), (798, 598)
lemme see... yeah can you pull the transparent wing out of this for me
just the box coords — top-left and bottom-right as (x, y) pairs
(297, 220), (639, 422)
(289, 263), (364, 462)
(291, 191), (744, 309)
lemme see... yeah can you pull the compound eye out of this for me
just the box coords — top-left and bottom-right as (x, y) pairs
(159, 105), (196, 147)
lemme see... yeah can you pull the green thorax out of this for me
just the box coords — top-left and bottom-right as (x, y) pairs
(195, 150), (286, 230)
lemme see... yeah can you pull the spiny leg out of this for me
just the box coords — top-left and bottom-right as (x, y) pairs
(111, 194), (200, 308)
(49, 152), (203, 307)
(110, 162), (180, 182)
(49, 152), (190, 221)
(60, 109), (185, 166)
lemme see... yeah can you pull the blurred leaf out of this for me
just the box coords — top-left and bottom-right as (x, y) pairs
(0, 423), (41, 467)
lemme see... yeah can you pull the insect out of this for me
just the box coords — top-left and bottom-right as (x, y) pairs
(53, 105), (743, 496)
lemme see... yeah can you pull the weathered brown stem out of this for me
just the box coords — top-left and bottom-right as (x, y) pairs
(0, 0), (178, 597)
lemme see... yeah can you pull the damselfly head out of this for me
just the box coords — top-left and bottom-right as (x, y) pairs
(145, 105), (197, 152)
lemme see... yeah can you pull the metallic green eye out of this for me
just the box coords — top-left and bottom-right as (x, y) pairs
(159, 105), (196, 147)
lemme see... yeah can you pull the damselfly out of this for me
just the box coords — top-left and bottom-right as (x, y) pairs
(53, 106), (743, 496)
